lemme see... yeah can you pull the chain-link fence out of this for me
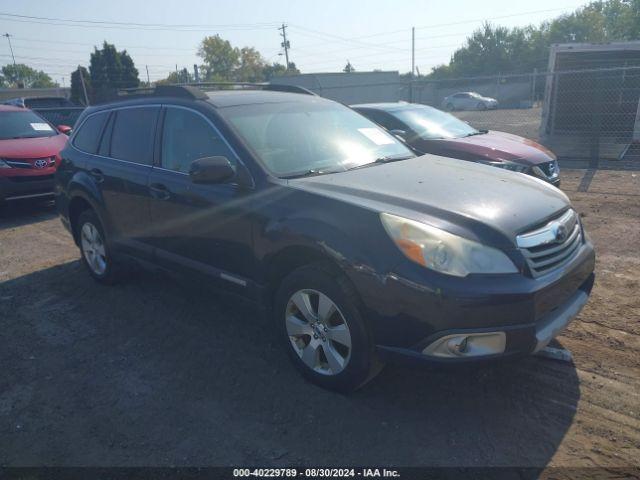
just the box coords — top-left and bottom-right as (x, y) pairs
(409, 66), (640, 162)
(33, 107), (85, 128)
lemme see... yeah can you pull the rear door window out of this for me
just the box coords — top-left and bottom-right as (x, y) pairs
(73, 112), (109, 154)
(109, 107), (159, 165)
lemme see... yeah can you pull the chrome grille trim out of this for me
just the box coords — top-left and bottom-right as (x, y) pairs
(517, 209), (583, 277)
(4, 157), (55, 169)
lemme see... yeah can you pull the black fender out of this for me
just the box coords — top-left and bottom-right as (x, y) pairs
(66, 171), (112, 244)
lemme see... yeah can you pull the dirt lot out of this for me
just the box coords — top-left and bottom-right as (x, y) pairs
(0, 167), (638, 470)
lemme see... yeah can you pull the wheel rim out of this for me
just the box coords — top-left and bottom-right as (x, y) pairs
(80, 222), (107, 275)
(285, 289), (352, 376)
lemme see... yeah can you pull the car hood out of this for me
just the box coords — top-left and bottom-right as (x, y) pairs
(288, 155), (570, 246)
(0, 134), (68, 158)
(411, 130), (555, 166)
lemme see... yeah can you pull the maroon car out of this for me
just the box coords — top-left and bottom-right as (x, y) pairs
(352, 102), (560, 187)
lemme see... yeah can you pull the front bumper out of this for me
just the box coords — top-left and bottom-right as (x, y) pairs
(352, 241), (595, 365)
(0, 174), (55, 202)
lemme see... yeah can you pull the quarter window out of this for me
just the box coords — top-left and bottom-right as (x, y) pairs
(110, 107), (159, 165)
(73, 112), (108, 154)
(161, 107), (235, 173)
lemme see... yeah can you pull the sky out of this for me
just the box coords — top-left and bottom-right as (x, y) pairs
(0, 0), (585, 86)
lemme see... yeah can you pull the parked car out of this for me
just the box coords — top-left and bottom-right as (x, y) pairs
(55, 85), (595, 392)
(352, 102), (560, 186)
(441, 92), (498, 111)
(0, 105), (70, 204)
(3, 96), (78, 109)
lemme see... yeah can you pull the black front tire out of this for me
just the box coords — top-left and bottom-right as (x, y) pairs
(76, 209), (120, 285)
(274, 263), (383, 393)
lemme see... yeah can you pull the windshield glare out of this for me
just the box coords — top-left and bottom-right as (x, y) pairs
(222, 101), (413, 177)
(392, 105), (478, 140)
(0, 111), (56, 140)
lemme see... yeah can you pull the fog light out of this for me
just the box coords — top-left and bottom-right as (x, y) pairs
(423, 332), (506, 358)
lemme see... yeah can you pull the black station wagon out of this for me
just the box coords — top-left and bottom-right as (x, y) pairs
(55, 85), (595, 391)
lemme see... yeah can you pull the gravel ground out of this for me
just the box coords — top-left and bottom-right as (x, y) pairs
(0, 167), (638, 469)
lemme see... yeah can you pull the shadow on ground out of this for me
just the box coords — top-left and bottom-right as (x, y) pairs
(0, 260), (580, 468)
(0, 200), (57, 231)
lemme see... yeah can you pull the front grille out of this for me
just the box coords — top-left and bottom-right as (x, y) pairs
(4, 157), (55, 169)
(517, 209), (583, 277)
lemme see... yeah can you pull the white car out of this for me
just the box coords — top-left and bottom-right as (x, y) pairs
(442, 92), (498, 111)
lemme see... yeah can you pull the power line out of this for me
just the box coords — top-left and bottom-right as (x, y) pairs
(0, 11), (280, 30)
(413, 5), (581, 30)
(9, 35), (199, 51)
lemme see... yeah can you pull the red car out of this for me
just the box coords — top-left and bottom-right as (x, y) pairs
(353, 102), (560, 187)
(0, 105), (70, 205)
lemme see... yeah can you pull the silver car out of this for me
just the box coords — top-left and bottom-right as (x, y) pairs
(442, 92), (498, 111)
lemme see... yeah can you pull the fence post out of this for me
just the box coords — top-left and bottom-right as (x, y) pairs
(590, 75), (602, 164)
(531, 68), (537, 105)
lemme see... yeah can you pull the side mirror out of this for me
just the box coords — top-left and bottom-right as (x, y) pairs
(189, 156), (236, 184)
(57, 125), (72, 135)
(389, 129), (407, 141)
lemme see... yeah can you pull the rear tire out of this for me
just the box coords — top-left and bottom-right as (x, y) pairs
(445, 102), (455, 111)
(76, 209), (120, 285)
(274, 263), (383, 392)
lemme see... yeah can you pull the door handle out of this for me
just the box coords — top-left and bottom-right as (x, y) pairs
(149, 182), (171, 200)
(89, 168), (104, 183)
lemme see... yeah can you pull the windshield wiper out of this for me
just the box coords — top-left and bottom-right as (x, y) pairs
(347, 154), (414, 171)
(463, 129), (488, 137)
(281, 168), (342, 179)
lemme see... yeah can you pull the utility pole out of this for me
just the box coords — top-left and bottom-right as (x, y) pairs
(411, 27), (415, 77)
(410, 27), (415, 102)
(3, 33), (20, 87)
(279, 23), (290, 70)
(194, 64), (200, 83)
(78, 65), (89, 106)
(146, 65), (150, 86)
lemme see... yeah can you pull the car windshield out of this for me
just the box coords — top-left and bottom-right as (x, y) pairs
(0, 110), (57, 140)
(391, 105), (479, 140)
(221, 100), (413, 177)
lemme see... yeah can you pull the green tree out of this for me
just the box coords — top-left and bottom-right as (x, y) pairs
(263, 62), (300, 80)
(1, 64), (56, 88)
(197, 35), (239, 80)
(428, 0), (640, 79)
(157, 69), (194, 85)
(343, 61), (355, 73)
(70, 66), (91, 105)
(236, 47), (267, 82)
(89, 42), (139, 102)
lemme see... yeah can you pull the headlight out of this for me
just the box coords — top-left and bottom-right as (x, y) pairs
(0, 158), (11, 169)
(532, 160), (560, 180)
(488, 161), (528, 173)
(380, 213), (518, 277)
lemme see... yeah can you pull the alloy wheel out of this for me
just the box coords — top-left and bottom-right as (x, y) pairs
(80, 222), (107, 275)
(285, 289), (352, 376)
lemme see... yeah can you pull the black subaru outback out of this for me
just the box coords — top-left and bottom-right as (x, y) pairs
(55, 85), (595, 392)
